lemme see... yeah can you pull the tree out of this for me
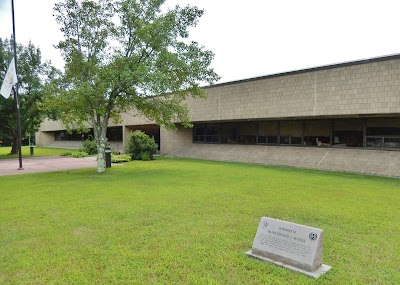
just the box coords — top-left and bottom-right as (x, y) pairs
(0, 38), (52, 154)
(45, 0), (220, 173)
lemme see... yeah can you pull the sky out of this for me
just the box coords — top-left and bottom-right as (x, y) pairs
(1, 0), (400, 84)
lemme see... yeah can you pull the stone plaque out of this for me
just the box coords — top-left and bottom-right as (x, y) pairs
(246, 217), (331, 278)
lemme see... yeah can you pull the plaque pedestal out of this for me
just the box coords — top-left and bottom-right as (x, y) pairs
(246, 250), (331, 278)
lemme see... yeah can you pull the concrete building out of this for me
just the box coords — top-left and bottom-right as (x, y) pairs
(36, 54), (400, 177)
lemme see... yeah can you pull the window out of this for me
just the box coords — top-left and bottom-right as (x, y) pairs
(258, 121), (278, 144)
(239, 122), (257, 144)
(193, 124), (205, 143)
(107, 127), (122, 141)
(333, 119), (363, 147)
(55, 130), (94, 141)
(280, 121), (303, 145)
(280, 136), (290, 145)
(366, 118), (400, 148)
(205, 124), (220, 143)
(221, 123), (238, 144)
(191, 118), (400, 150)
(193, 123), (220, 143)
(303, 120), (331, 146)
(291, 136), (302, 145)
(366, 137), (382, 148)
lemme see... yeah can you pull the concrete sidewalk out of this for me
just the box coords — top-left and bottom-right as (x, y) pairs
(0, 156), (97, 176)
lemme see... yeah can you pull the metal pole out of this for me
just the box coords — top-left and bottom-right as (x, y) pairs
(11, 0), (23, 170)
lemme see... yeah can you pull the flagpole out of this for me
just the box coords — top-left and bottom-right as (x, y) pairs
(11, 0), (23, 170)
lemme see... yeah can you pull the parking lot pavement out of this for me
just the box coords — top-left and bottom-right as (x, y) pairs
(0, 156), (97, 176)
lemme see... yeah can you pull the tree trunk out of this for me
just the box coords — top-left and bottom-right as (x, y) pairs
(93, 112), (111, 173)
(95, 128), (108, 173)
(10, 133), (18, 155)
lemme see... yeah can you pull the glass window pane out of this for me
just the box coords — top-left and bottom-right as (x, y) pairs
(258, 121), (278, 136)
(366, 137), (382, 148)
(239, 122), (257, 144)
(383, 138), (400, 148)
(304, 120), (331, 136)
(257, 136), (267, 144)
(291, 136), (302, 145)
(280, 136), (289, 144)
(280, 121), (303, 136)
(333, 119), (363, 147)
(221, 123), (238, 144)
(107, 127), (122, 141)
(205, 136), (214, 143)
(206, 124), (220, 136)
(194, 124), (205, 136)
(367, 118), (400, 135)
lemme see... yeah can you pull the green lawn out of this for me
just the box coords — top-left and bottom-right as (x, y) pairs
(0, 158), (399, 284)
(0, 146), (78, 159)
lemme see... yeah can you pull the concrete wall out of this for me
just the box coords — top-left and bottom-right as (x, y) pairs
(35, 131), (55, 147)
(39, 57), (400, 133)
(108, 141), (124, 153)
(160, 125), (192, 155)
(39, 118), (65, 132)
(38, 113), (154, 132)
(168, 144), (400, 178)
(186, 58), (400, 121)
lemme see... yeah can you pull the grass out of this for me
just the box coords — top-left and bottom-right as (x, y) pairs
(0, 146), (80, 159)
(0, 158), (399, 284)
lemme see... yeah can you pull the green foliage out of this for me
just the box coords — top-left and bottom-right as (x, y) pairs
(60, 150), (86, 157)
(60, 151), (73, 156)
(71, 151), (88, 158)
(126, 130), (158, 160)
(140, 152), (151, 161)
(45, 0), (220, 172)
(81, 138), (97, 155)
(111, 154), (131, 163)
(0, 38), (54, 153)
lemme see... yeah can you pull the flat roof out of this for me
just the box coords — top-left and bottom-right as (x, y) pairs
(205, 53), (400, 89)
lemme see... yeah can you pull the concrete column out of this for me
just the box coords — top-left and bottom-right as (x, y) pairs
(122, 125), (130, 152)
(160, 125), (192, 155)
(35, 131), (55, 147)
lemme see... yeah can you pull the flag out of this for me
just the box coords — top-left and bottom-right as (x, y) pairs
(0, 57), (18, 99)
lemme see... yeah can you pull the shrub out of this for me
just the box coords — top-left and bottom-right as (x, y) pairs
(81, 138), (97, 155)
(141, 152), (151, 161)
(60, 151), (72, 156)
(71, 151), (89, 158)
(111, 154), (132, 163)
(126, 130), (158, 160)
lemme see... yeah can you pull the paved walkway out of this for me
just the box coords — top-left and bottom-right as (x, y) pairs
(0, 156), (97, 176)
